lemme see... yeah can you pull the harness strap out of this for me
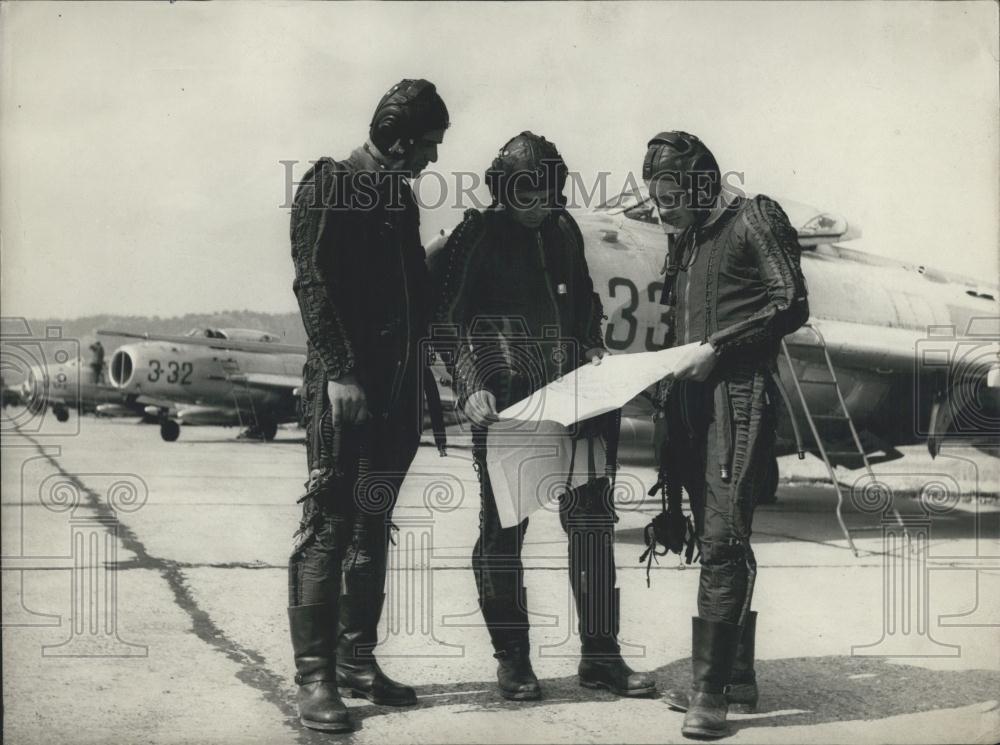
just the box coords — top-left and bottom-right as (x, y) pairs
(714, 383), (733, 482)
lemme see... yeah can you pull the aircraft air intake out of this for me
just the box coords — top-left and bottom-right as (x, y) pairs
(21, 367), (45, 409)
(109, 349), (134, 388)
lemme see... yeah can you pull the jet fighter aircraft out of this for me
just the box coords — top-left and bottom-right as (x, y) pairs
(13, 351), (142, 423)
(101, 327), (306, 442)
(426, 186), (1000, 500)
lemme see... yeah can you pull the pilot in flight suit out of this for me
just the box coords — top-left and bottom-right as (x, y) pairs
(433, 132), (656, 702)
(286, 79), (448, 733)
(643, 132), (809, 739)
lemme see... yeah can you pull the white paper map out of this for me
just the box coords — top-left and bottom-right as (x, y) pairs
(496, 343), (699, 425)
(486, 344), (698, 527)
(485, 422), (605, 528)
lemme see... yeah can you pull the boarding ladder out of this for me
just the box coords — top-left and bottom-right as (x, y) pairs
(780, 323), (905, 556)
(219, 358), (263, 434)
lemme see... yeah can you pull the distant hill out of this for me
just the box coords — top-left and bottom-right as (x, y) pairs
(3, 311), (308, 351)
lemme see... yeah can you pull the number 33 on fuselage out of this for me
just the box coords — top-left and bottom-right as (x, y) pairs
(603, 276), (671, 352)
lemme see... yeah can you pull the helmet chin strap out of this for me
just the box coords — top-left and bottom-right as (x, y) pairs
(363, 139), (409, 172)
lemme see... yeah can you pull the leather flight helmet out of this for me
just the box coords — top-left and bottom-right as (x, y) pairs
(486, 131), (568, 207)
(643, 131), (721, 212)
(369, 79), (450, 155)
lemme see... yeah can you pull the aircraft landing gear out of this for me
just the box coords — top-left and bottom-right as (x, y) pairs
(160, 419), (181, 442)
(53, 405), (70, 423)
(295, 395), (306, 429)
(237, 420), (278, 441)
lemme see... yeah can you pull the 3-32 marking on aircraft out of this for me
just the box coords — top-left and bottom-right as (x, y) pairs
(147, 360), (194, 385)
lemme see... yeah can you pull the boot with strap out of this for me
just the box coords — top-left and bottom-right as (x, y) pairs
(724, 610), (758, 713)
(576, 587), (657, 697)
(288, 604), (353, 733)
(664, 611), (758, 713)
(336, 592), (417, 706)
(563, 434), (656, 700)
(482, 588), (541, 701)
(681, 617), (741, 740)
(493, 642), (542, 701)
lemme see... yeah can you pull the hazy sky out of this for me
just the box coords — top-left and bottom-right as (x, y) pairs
(2, 1), (997, 319)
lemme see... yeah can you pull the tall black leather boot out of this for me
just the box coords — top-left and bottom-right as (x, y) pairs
(336, 592), (417, 706)
(483, 588), (541, 701)
(493, 643), (542, 701)
(726, 611), (758, 713)
(681, 617), (740, 740)
(564, 495), (656, 699)
(288, 604), (353, 733)
(576, 588), (656, 697)
(664, 611), (759, 713)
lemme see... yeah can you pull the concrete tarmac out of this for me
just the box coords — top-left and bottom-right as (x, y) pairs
(2, 416), (999, 745)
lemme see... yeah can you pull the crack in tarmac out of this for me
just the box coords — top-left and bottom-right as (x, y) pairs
(19, 432), (314, 745)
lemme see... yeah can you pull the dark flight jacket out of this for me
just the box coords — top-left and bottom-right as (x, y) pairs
(290, 147), (430, 417)
(433, 208), (605, 411)
(654, 193), (809, 490)
(668, 194), (809, 362)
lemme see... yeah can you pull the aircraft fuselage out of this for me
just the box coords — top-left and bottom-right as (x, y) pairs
(108, 341), (304, 424)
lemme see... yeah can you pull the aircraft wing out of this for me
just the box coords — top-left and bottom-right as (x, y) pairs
(800, 319), (999, 378)
(800, 318), (1000, 457)
(98, 329), (307, 356)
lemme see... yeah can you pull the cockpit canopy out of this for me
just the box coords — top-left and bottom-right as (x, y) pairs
(594, 185), (861, 245)
(185, 328), (281, 343)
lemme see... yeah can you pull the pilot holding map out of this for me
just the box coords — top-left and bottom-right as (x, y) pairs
(434, 132), (656, 703)
(642, 132), (810, 739)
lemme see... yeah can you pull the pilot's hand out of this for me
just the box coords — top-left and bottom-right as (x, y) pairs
(584, 347), (606, 365)
(464, 390), (499, 427)
(673, 343), (718, 382)
(327, 375), (369, 425)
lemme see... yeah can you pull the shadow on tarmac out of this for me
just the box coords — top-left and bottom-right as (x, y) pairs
(726, 655), (1000, 732)
(615, 486), (999, 550)
(320, 655), (999, 735)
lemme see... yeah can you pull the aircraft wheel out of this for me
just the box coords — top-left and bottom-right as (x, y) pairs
(160, 420), (181, 442)
(261, 420), (278, 441)
(758, 456), (779, 505)
(53, 406), (70, 423)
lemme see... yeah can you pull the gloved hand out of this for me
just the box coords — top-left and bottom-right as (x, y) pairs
(640, 476), (698, 587)
(464, 389), (499, 427)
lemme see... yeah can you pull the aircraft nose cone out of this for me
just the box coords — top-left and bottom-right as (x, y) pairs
(109, 349), (134, 388)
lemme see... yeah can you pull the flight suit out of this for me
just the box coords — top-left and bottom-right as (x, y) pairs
(434, 207), (627, 657)
(287, 146), (429, 706)
(655, 193), (809, 625)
